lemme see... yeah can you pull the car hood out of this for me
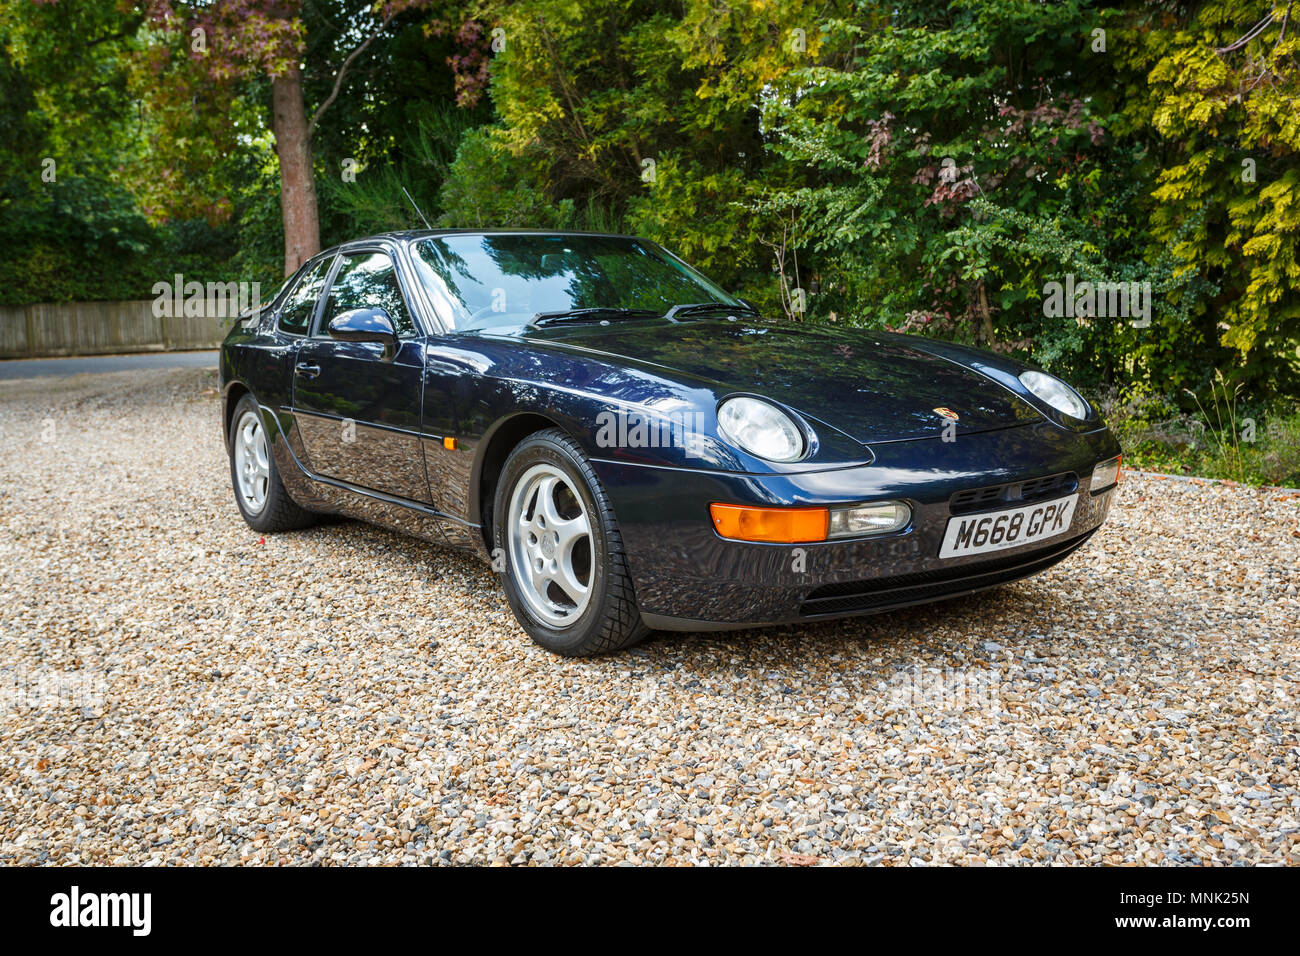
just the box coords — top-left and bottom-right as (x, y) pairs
(522, 319), (1043, 444)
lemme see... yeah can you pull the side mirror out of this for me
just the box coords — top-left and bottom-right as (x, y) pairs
(328, 308), (398, 360)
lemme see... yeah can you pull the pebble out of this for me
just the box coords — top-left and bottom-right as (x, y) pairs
(0, 367), (1296, 865)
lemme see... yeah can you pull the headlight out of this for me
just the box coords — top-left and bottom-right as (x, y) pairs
(717, 396), (806, 462)
(1018, 370), (1090, 420)
(828, 501), (911, 538)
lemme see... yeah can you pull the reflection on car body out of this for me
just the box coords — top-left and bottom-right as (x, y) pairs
(220, 230), (1121, 656)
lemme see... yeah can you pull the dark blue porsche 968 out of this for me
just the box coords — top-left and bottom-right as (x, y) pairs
(220, 230), (1121, 656)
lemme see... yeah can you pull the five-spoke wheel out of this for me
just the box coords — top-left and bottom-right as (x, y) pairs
(507, 464), (595, 627)
(494, 428), (648, 656)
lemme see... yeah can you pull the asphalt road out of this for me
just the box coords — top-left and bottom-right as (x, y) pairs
(0, 350), (218, 380)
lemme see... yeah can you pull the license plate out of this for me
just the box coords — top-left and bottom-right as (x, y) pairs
(939, 494), (1078, 559)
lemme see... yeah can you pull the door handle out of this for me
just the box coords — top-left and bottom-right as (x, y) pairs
(295, 362), (321, 379)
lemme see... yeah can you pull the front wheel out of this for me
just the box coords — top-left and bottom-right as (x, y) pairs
(494, 429), (648, 656)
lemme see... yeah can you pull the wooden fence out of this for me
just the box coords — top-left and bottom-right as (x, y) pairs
(0, 301), (235, 359)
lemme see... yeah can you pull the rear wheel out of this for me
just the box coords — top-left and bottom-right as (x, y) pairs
(228, 395), (315, 533)
(494, 429), (648, 656)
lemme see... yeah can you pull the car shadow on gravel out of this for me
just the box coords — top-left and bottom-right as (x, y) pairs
(634, 585), (1035, 658)
(288, 515), (1159, 683)
(625, 563), (1199, 679)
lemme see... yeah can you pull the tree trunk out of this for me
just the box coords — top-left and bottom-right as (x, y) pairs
(271, 67), (320, 276)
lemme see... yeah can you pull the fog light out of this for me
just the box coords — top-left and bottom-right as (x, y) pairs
(828, 501), (911, 538)
(1092, 455), (1121, 491)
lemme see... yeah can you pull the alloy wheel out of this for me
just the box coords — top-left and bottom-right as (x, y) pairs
(506, 463), (595, 628)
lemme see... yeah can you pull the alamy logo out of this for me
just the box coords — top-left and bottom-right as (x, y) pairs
(1042, 273), (1151, 327)
(152, 274), (262, 321)
(594, 408), (708, 453)
(49, 886), (151, 936)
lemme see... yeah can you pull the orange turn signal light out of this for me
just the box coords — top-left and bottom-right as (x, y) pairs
(443, 436), (458, 451)
(709, 503), (829, 543)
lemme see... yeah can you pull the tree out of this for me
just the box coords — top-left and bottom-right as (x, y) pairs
(759, 2), (1133, 366)
(138, 0), (430, 275)
(0, 1), (178, 304)
(1114, 0), (1300, 393)
(437, 0), (847, 293)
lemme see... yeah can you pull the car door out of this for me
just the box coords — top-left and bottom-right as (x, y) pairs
(291, 248), (431, 503)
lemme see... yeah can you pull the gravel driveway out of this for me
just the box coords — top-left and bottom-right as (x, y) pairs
(1, 367), (1296, 865)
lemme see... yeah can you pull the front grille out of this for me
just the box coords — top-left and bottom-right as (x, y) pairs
(950, 485), (1002, 510)
(949, 471), (1077, 514)
(1020, 473), (1074, 499)
(798, 529), (1094, 617)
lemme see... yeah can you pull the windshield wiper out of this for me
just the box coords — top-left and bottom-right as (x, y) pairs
(663, 301), (759, 321)
(529, 307), (659, 327)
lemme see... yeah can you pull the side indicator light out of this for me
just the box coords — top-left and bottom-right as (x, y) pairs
(443, 436), (458, 451)
(709, 503), (829, 543)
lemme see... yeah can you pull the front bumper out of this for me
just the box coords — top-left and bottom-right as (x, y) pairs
(592, 421), (1120, 630)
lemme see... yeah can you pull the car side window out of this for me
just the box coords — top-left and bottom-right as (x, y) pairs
(318, 252), (417, 337)
(278, 258), (332, 336)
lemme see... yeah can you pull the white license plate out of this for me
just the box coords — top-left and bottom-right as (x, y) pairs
(939, 494), (1078, 559)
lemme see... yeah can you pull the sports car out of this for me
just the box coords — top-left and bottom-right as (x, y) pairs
(220, 230), (1121, 656)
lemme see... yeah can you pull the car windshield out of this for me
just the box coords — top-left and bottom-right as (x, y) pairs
(410, 233), (743, 331)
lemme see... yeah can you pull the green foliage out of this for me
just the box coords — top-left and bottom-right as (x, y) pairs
(323, 101), (484, 234)
(1094, 382), (1300, 487)
(0, 0), (252, 303)
(0, 173), (243, 303)
(437, 124), (572, 228)
(222, 142), (286, 293)
(439, 0), (836, 282)
(3, 0), (1298, 432)
(757, 2), (1144, 379)
(1114, 1), (1300, 395)
(628, 160), (771, 296)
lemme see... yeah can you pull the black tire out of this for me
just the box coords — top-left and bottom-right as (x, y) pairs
(228, 395), (316, 533)
(493, 428), (649, 656)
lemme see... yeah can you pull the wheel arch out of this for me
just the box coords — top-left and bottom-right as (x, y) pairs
(471, 412), (582, 553)
(222, 380), (253, 446)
